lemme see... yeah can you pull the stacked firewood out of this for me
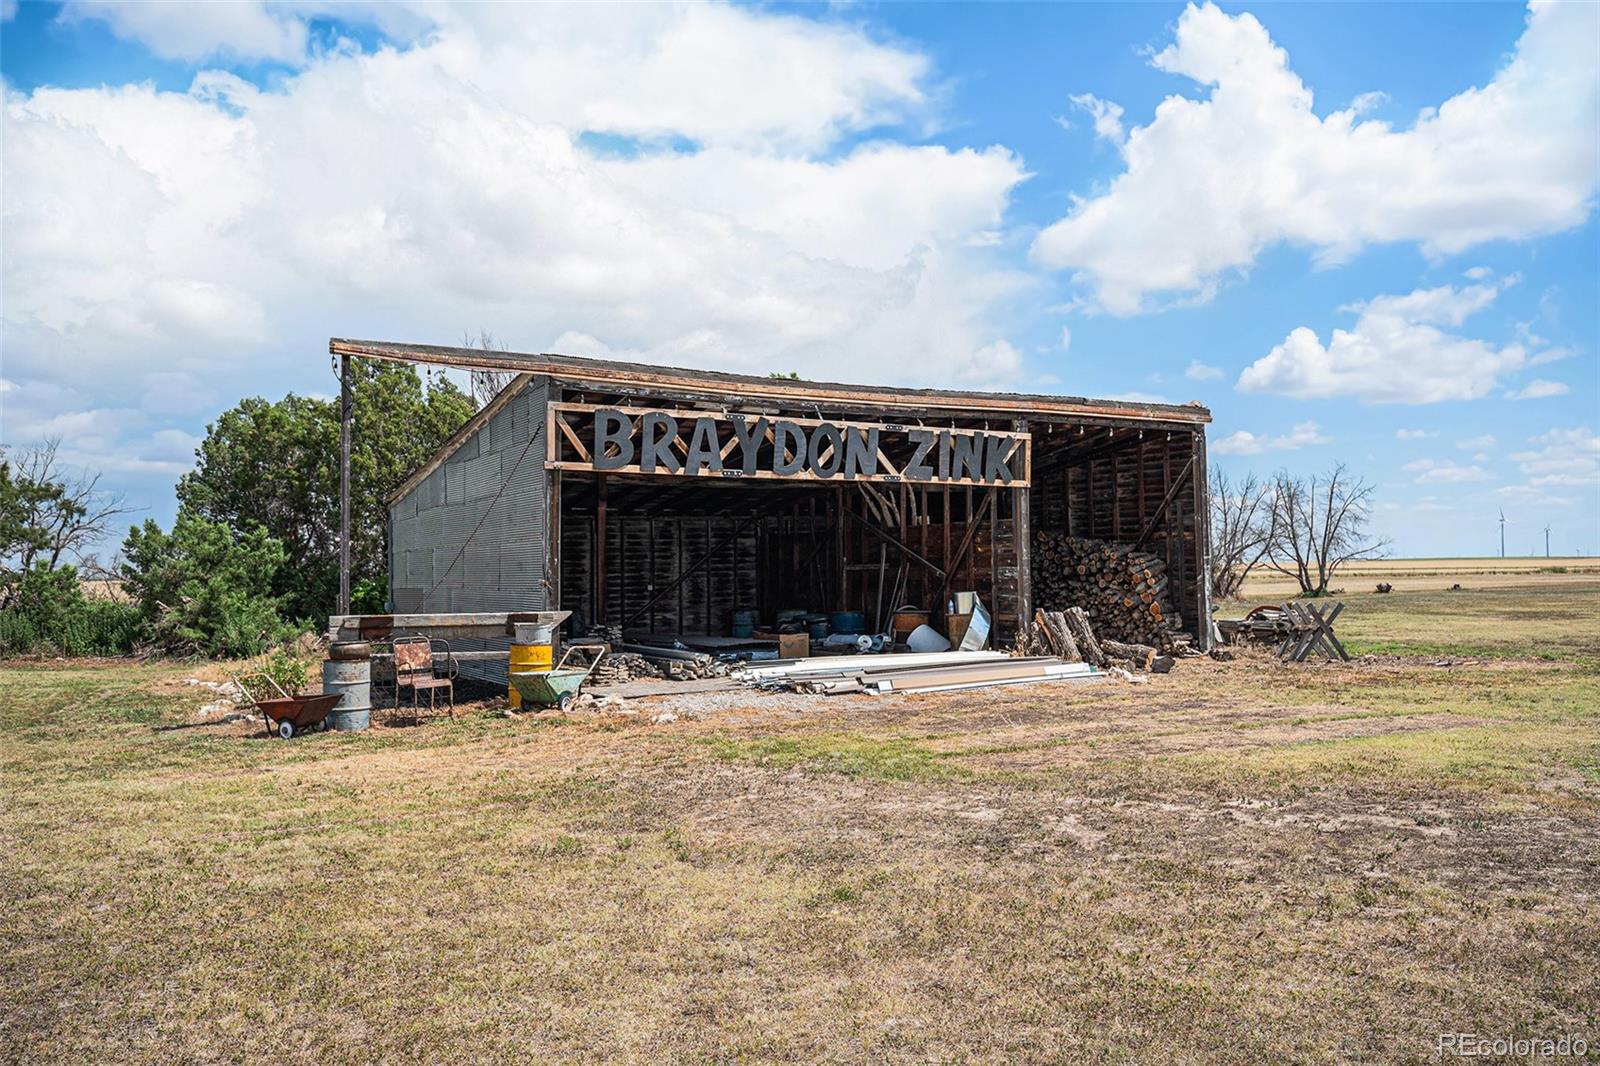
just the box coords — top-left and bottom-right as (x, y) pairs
(589, 652), (665, 685)
(1032, 532), (1181, 650)
(1022, 606), (1174, 674)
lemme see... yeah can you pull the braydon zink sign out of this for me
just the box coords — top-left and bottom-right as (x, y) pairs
(546, 403), (1030, 487)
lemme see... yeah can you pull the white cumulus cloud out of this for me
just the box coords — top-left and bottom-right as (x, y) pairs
(1185, 360), (1223, 381)
(1403, 458), (1491, 484)
(1211, 420), (1328, 456)
(1506, 379), (1570, 400)
(1510, 427), (1600, 486)
(1030, 1), (1600, 314)
(1237, 283), (1533, 403)
(2, 6), (1032, 495)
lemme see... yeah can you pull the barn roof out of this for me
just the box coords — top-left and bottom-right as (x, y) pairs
(330, 338), (1212, 425)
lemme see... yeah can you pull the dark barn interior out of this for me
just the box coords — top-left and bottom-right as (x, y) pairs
(543, 385), (1210, 650)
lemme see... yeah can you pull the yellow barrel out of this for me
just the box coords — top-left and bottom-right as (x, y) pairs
(508, 622), (555, 709)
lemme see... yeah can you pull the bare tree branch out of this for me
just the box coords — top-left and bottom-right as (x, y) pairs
(463, 329), (516, 408)
(1265, 464), (1389, 596)
(1208, 467), (1272, 600)
(7, 437), (138, 573)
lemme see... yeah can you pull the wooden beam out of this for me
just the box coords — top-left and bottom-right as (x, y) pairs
(1131, 454), (1195, 551)
(936, 488), (995, 609)
(1014, 419), (1032, 643)
(338, 353), (352, 615)
(595, 474), (608, 624)
(844, 508), (947, 580)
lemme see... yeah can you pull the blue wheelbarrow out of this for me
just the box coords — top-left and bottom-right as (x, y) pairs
(509, 644), (607, 712)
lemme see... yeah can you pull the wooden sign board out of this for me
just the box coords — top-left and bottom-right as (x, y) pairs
(547, 402), (1030, 487)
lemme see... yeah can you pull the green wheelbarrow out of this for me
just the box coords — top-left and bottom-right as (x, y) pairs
(509, 643), (606, 712)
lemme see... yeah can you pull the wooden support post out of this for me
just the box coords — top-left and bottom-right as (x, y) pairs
(338, 353), (352, 615)
(1014, 418), (1032, 645)
(545, 469), (561, 613)
(1192, 427), (1213, 651)
(595, 474), (608, 624)
(835, 485), (847, 613)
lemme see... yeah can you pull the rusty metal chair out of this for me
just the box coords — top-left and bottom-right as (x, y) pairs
(393, 635), (457, 720)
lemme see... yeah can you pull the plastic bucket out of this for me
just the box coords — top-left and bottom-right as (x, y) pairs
(830, 611), (867, 635)
(731, 610), (759, 638)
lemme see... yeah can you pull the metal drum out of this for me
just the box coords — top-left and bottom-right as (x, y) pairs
(322, 647), (371, 731)
(508, 622), (556, 710)
(731, 610), (759, 638)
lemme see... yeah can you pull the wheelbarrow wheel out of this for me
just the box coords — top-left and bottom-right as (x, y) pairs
(556, 692), (574, 714)
(278, 720), (295, 740)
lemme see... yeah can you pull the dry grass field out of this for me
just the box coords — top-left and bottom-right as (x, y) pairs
(3, 568), (1598, 1062)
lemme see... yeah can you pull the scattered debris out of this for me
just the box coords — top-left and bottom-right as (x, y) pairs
(1375, 582), (1393, 594)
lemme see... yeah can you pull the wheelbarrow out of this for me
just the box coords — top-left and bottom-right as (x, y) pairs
(237, 672), (342, 739)
(509, 644), (606, 713)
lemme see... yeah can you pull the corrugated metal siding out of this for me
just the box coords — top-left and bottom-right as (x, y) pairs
(388, 377), (550, 685)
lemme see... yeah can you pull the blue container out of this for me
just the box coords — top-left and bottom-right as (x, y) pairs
(808, 619), (831, 639)
(731, 610), (758, 638)
(830, 611), (867, 635)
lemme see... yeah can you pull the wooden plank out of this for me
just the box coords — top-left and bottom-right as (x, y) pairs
(545, 460), (1028, 488)
(549, 400), (1032, 442)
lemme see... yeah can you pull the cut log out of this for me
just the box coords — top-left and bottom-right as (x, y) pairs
(1063, 607), (1106, 669)
(1045, 611), (1081, 664)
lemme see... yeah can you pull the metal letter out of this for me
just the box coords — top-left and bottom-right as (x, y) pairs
(808, 423), (843, 478)
(950, 433), (982, 481)
(729, 416), (768, 475)
(983, 434), (1015, 484)
(640, 412), (681, 474)
(772, 421), (806, 476)
(905, 429), (935, 481)
(842, 426), (879, 479)
(593, 409), (634, 470)
(684, 417), (723, 473)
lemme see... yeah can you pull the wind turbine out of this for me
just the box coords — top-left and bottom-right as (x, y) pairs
(1499, 509), (1506, 558)
(1544, 525), (1552, 558)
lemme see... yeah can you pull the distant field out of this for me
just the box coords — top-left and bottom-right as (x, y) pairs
(1239, 557), (1600, 598)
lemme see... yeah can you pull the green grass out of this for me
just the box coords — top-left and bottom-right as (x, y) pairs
(700, 733), (970, 782)
(1310, 583), (1600, 662)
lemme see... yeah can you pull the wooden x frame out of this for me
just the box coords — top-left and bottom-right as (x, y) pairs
(1278, 601), (1349, 662)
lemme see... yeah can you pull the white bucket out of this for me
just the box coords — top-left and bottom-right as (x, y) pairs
(906, 625), (951, 653)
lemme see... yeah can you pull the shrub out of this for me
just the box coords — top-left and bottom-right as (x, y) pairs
(0, 565), (145, 657)
(122, 512), (299, 658)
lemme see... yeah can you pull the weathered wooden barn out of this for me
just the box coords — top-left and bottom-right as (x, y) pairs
(334, 338), (1213, 681)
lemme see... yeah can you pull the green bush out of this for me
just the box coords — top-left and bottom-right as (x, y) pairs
(121, 512), (299, 658)
(0, 565), (146, 657)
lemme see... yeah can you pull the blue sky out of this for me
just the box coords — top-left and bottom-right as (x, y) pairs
(2, 0), (1596, 558)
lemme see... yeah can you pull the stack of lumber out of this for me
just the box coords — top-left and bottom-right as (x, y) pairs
(1032, 533), (1181, 650)
(619, 642), (731, 680)
(736, 650), (1099, 695)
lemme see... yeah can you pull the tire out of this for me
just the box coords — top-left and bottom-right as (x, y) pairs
(278, 721), (295, 740)
(329, 641), (370, 660)
(556, 693), (574, 713)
